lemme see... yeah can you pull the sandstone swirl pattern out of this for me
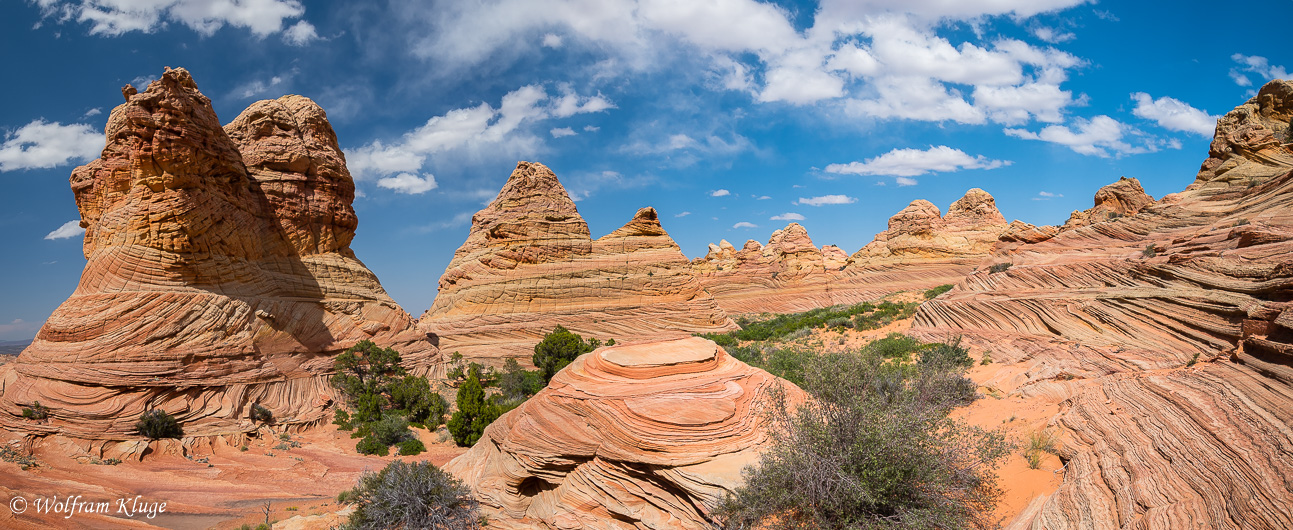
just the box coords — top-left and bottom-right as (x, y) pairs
(912, 80), (1293, 529)
(419, 162), (737, 363)
(0, 68), (437, 440)
(444, 337), (807, 529)
(693, 189), (1010, 314)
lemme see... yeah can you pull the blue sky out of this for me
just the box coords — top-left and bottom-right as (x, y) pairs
(0, 0), (1289, 341)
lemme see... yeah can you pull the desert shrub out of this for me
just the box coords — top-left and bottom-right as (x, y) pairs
(865, 333), (924, 361)
(824, 316), (854, 329)
(398, 439), (427, 456)
(342, 460), (480, 530)
(919, 336), (974, 369)
(988, 262), (1012, 274)
(20, 402), (49, 421)
(497, 358), (545, 403)
(135, 409), (183, 440)
(1186, 352), (1201, 367)
(356, 435), (389, 456)
(1025, 429), (1058, 470)
(924, 284), (954, 300)
(331, 341), (452, 454)
(981, 351), (993, 365)
(700, 332), (738, 348)
(1142, 244), (1158, 258)
(446, 366), (505, 447)
(716, 344), (1009, 530)
(532, 325), (600, 382)
(390, 375), (448, 429)
(249, 403), (273, 424)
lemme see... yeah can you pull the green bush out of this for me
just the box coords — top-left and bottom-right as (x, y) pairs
(249, 403), (273, 424)
(342, 460), (480, 530)
(390, 375), (448, 429)
(447, 366), (505, 447)
(498, 358), (545, 403)
(330, 341), (454, 455)
(988, 262), (1012, 274)
(924, 284), (954, 299)
(1143, 244), (1158, 257)
(1025, 429), (1058, 470)
(356, 435), (389, 456)
(919, 336), (974, 369)
(135, 409), (183, 440)
(715, 344), (1010, 529)
(398, 438), (426, 456)
(532, 325), (599, 382)
(20, 402), (49, 421)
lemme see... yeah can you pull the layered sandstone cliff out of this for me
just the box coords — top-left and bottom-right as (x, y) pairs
(912, 80), (1293, 529)
(418, 162), (736, 363)
(693, 189), (1011, 314)
(444, 337), (807, 529)
(0, 68), (436, 440)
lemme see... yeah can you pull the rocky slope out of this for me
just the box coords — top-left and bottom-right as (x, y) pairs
(0, 68), (437, 441)
(693, 189), (1010, 314)
(444, 337), (807, 529)
(912, 80), (1293, 529)
(418, 162), (736, 363)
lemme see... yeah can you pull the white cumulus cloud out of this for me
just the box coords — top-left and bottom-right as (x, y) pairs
(710, 189), (731, 197)
(797, 194), (857, 206)
(550, 127), (576, 138)
(1131, 92), (1217, 137)
(542, 33), (563, 48)
(825, 145), (1009, 179)
(0, 119), (101, 172)
(770, 212), (804, 221)
(1004, 115), (1149, 157)
(377, 173), (438, 195)
(44, 220), (85, 240)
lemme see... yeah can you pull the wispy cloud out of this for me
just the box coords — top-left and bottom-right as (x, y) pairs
(674, 211), (691, 218)
(33, 0), (311, 38)
(733, 221), (758, 229)
(797, 194), (857, 206)
(1229, 54), (1288, 87)
(710, 189), (731, 197)
(1033, 191), (1063, 200)
(770, 212), (804, 221)
(550, 127), (576, 138)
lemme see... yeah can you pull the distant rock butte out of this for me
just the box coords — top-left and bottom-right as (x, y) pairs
(693, 189), (1010, 314)
(1062, 176), (1154, 229)
(444, 337), (807, 529)
(418, 162), (736, 363)
(0, 68), (436, 440)
(913, 80), (1293, 529)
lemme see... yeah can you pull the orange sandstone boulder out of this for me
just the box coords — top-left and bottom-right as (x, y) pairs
(1062, 177), (1154, 229)
(419, 162), (736, 364)
(911, 80), (1293, 529)
(0, 68), (437, 440)
(444, 337), (807, 529)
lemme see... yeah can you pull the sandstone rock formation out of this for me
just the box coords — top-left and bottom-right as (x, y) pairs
(1062, 177), (1154, 229)
(0, 68), (436, 440)
(419, 162), (736, 363)
(444, 337), (807, 529)
(693, 189), (1011, 315)
(912, 80), (1293, 529)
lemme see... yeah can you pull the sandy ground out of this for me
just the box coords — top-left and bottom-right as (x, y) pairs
(0, 422), (468, 529)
